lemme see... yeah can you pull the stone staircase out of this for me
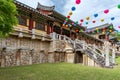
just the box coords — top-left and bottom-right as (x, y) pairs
(50, 32), (113, 68)
(64, 37), (113, 68)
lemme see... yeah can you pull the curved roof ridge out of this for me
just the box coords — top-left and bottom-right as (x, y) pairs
(37, 2), (55, 11)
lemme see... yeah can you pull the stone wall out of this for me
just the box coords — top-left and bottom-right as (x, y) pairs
(83, 54), (100, 67)
(0, 36), (75, 67)
(0, 36), (52, 67)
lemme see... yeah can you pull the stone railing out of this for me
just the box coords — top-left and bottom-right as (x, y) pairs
(13, 26), (51, 41)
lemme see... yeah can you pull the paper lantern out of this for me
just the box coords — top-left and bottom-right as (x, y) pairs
(71, 6), (76, 11)
(68, 24), (71, 27)
(80, 19), (84, 22)
(62, 24), (65, 27)
(86, 22), (88, 25)
(66, 25), (68, 27)
(96, 28), (98, 30)
(94, 14), (98, 17)
(66, 18), (68, 21)
(69, 12), (73, 15)
(79, 23), (82, 26)
(104, 9), (109, 14)
(86, 16), (90, 20)
(118, 26), (120, 28)
(93, 20), (96, 23)
(79, 29), (83, 32)
(67, 16), (70, 19)
(72, 22), (74, 25)
(109, 30), (112, 32)
(102, 32), (105, 34)
(75, 21), (78, 24)
(111, 17), (115, 20)
(63, 21), (66, 24)
(101, 19), (104, 22)
(118, 4), (120, 9)
(74, 24), (77, 26)
(76, 0), (81, 4)
(75, 29), (79, 32)
(110, 26), (113, 29)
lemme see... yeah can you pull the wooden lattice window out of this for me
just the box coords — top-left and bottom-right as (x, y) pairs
(17, 16), (27, 26)
(35, 22), (44, 31)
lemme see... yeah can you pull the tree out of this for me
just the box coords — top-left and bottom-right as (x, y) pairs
(0, 0), (17, 37)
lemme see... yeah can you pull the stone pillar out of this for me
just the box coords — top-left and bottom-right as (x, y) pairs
(16, 51), (20, 66)
(52, 32), (56, 40)
(74, 39), (76, 50)
(112, 45), (116, 65)
(105, 41), (110, 66)
(29, 56), (32, 65)
(29, 50), (33, 65)
(1, 51), (5, 67)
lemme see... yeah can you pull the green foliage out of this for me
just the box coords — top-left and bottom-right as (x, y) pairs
(0, 63), (120, 80)
(0, 0), (17, 37)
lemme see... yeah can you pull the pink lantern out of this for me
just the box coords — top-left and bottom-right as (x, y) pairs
(93, 20), (96, 23)
(118, 26), (120, 28)
(80, 19), (84, 22)
(79, 23), (82, 26)
(67, 16), (70, 19)
(76, 0), (81, 4)
(72, 22), (74, 25)
(104, 9), (109, 14)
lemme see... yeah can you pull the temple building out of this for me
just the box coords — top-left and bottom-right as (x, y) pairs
(0, 0), (117, 68)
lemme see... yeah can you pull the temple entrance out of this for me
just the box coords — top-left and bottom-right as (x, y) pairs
(75, 51), (83, 63)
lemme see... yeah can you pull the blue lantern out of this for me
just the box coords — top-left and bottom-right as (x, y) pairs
(74, 24), (77, 26)
(111, 17), (115, 21)
(94, 14), (98, 18)
(71, 6), (76, 11)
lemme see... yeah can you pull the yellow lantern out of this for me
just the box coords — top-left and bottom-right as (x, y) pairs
(66, 25), (68, 27)
(86, 16), (90, 20)
(109, 30), (112, 32)
(69, 12), (73, 15)
(101, 19), (104, 22)
(102, 32), (105, 34)
(62, 24), (65, 27)
(96, 28), (98, 30)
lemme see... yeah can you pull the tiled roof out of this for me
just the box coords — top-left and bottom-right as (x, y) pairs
(86, 23), (113, 31)
(14, 0), (55, 20)
(37, 2), (55, 11)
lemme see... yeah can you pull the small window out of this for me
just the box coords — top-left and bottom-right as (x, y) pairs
(17, 16), (27, 26)
(35, 22), (44, 31)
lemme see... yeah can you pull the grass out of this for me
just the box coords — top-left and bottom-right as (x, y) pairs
(0, 57), (120, 80)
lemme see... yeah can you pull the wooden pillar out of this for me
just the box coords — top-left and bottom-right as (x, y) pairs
(29, 19), (33, 30)
(33, 21), (36, 29)
(60, 27), (62, 35)
(47, 23), (50, 34)
(26, 19), (29, 27)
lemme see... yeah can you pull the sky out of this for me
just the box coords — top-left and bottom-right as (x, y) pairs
(17, 0), (120, 31)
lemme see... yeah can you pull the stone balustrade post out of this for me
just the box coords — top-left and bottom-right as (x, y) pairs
(105, 41), (110, 66)
(112, 44), (116, 65)
(18, 28), (23, 38)
(52, 32), (56, 40)
(31, 29), (36, 39)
